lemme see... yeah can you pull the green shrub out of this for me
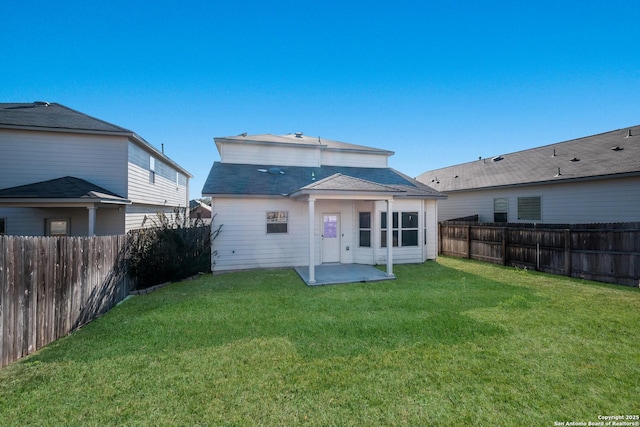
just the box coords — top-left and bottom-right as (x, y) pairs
(126, 208), (221, 289)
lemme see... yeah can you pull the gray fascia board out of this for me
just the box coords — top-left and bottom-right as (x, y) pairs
(0, 123), (132, 137)
(0, 198), (131, 206)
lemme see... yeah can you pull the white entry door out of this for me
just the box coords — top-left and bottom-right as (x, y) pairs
(322, 213), (340, 263)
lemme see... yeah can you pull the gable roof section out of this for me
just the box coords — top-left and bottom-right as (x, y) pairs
(417, 125), (640, 192)
(215, 133), (394, 155)
(202, 163), (445, 199)
(0, 176), (130, 204)
(0, 102), (131, 134)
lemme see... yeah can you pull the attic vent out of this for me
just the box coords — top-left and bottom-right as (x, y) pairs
(257, 167), (285, 175)
(34, 101), (50, 106)
(492, 155), (504, 162)
(295, 132), (303, 138)
(570, 157), (580, 162)
(611, 146), (624, 151)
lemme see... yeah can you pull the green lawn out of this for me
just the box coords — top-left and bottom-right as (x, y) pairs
(1, 257), (638, 426)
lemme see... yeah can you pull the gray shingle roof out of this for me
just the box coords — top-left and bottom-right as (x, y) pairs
(417, 125), (640, 192)
(0, 102), (132, 133)
(202, 163), (445, 199)
(0, 176), (129, 203)
(300, 174), (403, 192)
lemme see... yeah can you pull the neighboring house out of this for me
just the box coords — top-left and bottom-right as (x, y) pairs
(0, 102), (191, 236)
(189, 199), (212, 225)
(202, 132), (446, 282)
(416, 125), (640, 224)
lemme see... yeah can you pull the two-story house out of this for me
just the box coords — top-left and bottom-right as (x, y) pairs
(0, 102), (191, 236)
(202, 132), (445, 284)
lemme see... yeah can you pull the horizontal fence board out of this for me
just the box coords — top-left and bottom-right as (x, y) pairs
(440, 222), (640, 288)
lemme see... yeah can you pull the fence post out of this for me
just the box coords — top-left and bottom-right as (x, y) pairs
(466, 225), (471, 259)
(564, 229), (572, 277)
(502, 227), (508, 266)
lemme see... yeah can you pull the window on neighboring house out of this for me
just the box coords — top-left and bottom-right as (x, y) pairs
(0, 218), (6, 235)
(494, 198), (508, 222)
(149, 157), (156, 184)
(381, 211), (419, 247)
(518, 197), (541, 221)
(359, 212), (371, 247)
(266, 211), (288, 234)
(46, 219), (69, 236)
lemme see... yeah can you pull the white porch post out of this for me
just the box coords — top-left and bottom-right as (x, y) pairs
(87, 206), (96, 236)
(386, 198), (394, 277)
(308, 197), (316, 284)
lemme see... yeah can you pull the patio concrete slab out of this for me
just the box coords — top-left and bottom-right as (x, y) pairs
(295, 263), (395, 286)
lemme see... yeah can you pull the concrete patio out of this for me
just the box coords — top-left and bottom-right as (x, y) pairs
(295, 263), (395, 286)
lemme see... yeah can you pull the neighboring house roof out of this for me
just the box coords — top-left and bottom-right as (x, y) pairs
(202, 163), (445, 199)
(0, 102), (192, 177)
(0, 102), (132, 134)
(417, 125), (640, 192)
(0, 176), (130, 204)
(189, 199), (212, 210)
(215, 133), (395, 155)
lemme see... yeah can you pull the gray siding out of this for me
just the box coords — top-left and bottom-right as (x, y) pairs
(0, 207), (124, 236)
(437, 175), (640, 224)
(0, 129), (127, 195)
(127, 142), (189, 208)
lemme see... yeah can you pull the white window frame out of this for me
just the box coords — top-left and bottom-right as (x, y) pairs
(358, 212), (371, 247)
(517, 196), (542, 221)
(46, 218), (70, 236)
(381, 211), (419, 247)
(149, 157), (156, 184)
(266, 211), (288, 234)
(494, 198), (508, 222)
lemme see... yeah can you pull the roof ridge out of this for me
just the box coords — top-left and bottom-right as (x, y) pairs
(49, 103), (133, 133)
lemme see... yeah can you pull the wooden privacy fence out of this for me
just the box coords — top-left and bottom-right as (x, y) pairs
(0, 235), (132, 367)
(439, 222), (640, 287)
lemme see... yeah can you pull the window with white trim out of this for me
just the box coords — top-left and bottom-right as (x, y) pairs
(359, 212), (371, 247)
(46, 219), (69, 236)
(266, 211), (288, 234)
(381, 211), (419, 247)
(494, 198), (508, 222)
(149, 157), (156, 184)
(517, 197), (541, 221)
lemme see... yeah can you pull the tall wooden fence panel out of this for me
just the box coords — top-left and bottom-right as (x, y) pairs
(439, 222), (640, 287)
(0, 235), (132, 367)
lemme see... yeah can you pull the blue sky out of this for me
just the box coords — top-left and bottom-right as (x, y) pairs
(2, 1), (639, 197)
